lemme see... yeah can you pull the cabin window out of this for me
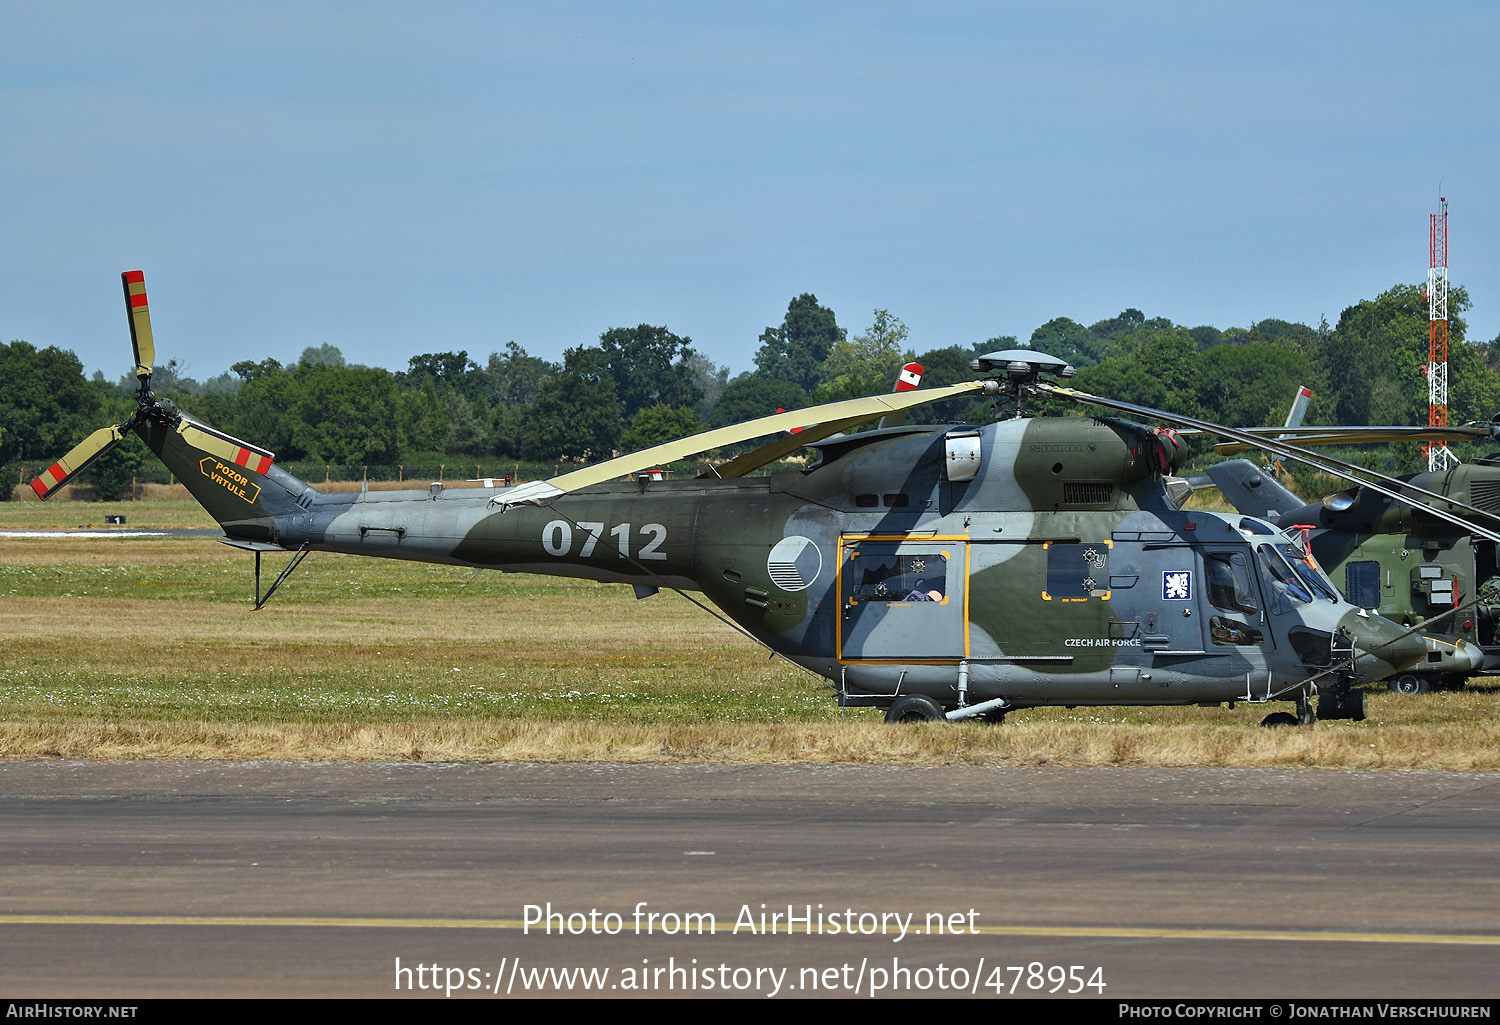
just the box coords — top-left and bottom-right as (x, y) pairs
(1287, 550), (1339, 602)
(844, 552), (949, 603)
(1043, 542), (1111, 601)
(1346, 561), (1381, 610)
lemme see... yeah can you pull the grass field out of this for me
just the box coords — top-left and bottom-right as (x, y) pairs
(3, 492), (1499, 767)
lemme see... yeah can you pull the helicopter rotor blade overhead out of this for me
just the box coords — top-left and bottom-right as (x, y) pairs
(703, 411), (896, 479)
(28, 425), (128, 500)
(1038, 382), (1500, 545)
(1210, 424), (1500, 455)
(876, 361), (927, 431)
(493, 380), (987, 508)
(711, 361), (936, 477)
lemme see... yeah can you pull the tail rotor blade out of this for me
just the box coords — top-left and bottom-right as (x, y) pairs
(29, 425), (127, 500)
(121, 270), (155, 380)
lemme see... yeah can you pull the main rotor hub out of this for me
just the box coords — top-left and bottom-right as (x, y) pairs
(970, 349), (1077, 416)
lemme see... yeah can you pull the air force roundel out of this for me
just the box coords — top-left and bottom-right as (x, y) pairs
(768, 536), (822, 592)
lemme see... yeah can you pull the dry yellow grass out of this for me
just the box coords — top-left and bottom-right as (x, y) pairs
(4, 714), (1499, 769)
(2, 516), (1499, 768)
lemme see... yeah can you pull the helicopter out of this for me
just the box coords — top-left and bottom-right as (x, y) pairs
(1205, 438), (1500, 695)
(34, 272), (1457, 728)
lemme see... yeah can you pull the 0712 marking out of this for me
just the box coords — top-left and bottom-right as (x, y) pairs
(542, 520), (668, 560)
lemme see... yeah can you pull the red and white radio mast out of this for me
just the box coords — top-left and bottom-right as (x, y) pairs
(1426, 196), (1456, 471)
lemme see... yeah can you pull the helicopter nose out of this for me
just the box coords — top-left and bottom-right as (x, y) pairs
(1346, 612), (1426, 680)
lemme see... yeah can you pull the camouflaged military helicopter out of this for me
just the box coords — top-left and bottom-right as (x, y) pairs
(36, 272), (1462, 727)
(1206, 436), (1500, 695)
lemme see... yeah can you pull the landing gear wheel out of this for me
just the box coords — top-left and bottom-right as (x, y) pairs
(978, 709), (1007, 724)
(1260, 711), (1299, 728)
(1316, 688), (1366, 721)
(884, 695), (947, 724)
(1389, 673), (1430, 696)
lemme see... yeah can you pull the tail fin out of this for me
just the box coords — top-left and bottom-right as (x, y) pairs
(1203, 458), (1305, 523)
(136, 412), (315, 542)
(878, 362), (926, 430)
(1282, 386), (1313, 432)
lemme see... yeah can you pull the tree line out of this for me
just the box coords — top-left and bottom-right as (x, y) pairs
(4, 282), (1499, 501)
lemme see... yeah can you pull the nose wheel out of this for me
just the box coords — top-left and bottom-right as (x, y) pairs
(1389, 673), (1430, 696)
(1316, 687), (1365, 721)
(1261, 685), (1366, 726)
(1260, 694), (1324, 728)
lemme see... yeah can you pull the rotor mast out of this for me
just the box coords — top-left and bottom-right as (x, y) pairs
(1425, 196), (1456, 471)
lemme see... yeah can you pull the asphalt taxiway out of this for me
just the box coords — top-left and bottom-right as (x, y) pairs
(1, 761), (1497, 998)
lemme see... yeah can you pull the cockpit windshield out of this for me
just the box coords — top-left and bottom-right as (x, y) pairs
(1257, 543), (1313, 613)
(1286, 547), (1340, 602)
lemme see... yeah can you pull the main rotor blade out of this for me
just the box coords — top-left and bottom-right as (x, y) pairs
(121, 270), (155, 380)
(29, 425), (127, 500)
(705, 411), (890, 478)
(495, 381), (986, 507)
(725, 361), (930, 474)
(1039, 383), (1500, 546)
(1211, 424), (1500, 455)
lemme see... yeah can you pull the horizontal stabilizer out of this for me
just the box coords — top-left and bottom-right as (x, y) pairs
(218, 538), (294, 553)
(177, 420), (274, 474)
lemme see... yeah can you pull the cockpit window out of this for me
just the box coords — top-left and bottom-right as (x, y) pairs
(1286, 549), (1339, 602)
(1257, 543), (1313, 614)
(1206, 552), (1259, 614)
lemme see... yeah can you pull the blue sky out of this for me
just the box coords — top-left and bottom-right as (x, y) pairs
(4, 2), (1497, 383)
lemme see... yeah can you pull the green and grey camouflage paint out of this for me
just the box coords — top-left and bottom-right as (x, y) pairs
(140, 407), (1424, 723)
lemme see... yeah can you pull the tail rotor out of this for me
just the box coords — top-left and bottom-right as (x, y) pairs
(29, 271), (275, 501)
